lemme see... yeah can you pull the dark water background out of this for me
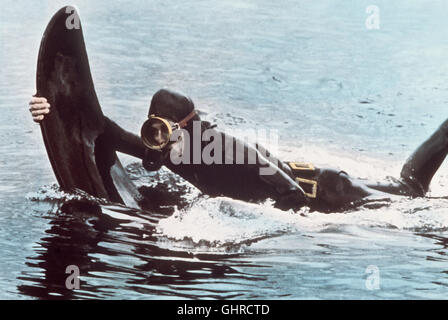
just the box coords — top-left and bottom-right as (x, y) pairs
(1, 0), (448, 299)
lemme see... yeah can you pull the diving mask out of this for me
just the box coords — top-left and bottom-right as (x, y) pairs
(140, 110), (196, 150)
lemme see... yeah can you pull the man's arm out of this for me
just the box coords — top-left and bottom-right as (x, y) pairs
(255, 142), (295, 178)
(103, 117), (146, 159)
(29, 96), (148, 160)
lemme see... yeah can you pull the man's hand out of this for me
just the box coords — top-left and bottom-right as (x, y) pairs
(29, 96), (50, 122)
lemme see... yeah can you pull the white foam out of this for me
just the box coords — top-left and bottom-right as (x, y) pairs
(155, 145), (448, 248)
(26, 184), (104, 203)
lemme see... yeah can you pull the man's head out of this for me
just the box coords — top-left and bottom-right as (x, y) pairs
(141, 89), (199, 170)
(148, 89), (196, 124)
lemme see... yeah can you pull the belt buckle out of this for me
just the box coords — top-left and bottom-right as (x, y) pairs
(289, 162), (315, 171)
(296, 177), (318, 199)
(288, 162), (317, 198)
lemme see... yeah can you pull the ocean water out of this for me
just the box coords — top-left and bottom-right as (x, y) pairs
(0, 0), (448, 299)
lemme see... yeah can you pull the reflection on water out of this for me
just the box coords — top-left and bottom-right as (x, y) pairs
(17, 198), (264, 299)
(15, 169), (448, 299)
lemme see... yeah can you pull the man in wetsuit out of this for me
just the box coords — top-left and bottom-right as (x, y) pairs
(29, 90), (308, 211)
(29, 89), (448, 212)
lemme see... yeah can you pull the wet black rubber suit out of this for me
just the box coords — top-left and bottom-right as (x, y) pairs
(102, 89), (448, 212)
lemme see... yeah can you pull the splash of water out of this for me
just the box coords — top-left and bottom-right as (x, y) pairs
(155, 194), (448, 250)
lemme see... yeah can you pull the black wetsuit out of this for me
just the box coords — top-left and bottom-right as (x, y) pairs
(103, 117), (308, 210)
(102, 89), (448, 212)
(103, 115), (448, 212)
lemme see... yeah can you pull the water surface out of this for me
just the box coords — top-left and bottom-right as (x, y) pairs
(0, 0), (448, 299)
